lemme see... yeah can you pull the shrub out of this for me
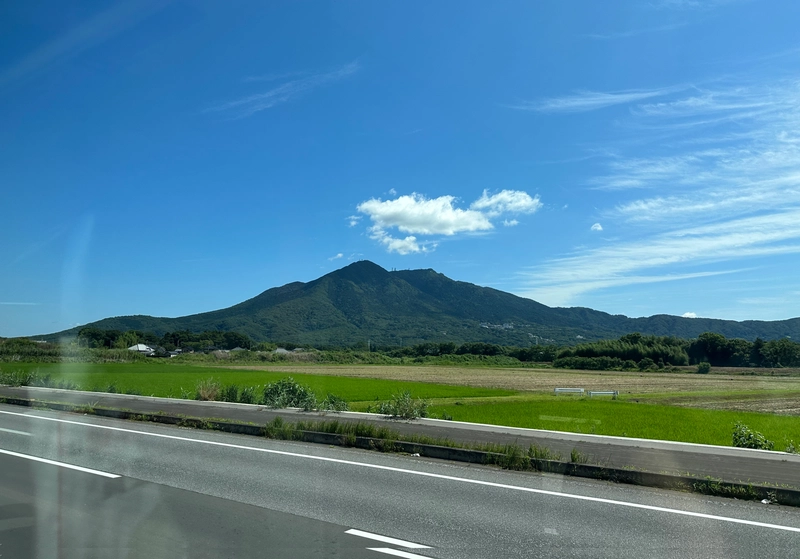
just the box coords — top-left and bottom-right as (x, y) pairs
(261, 377), (317, 410)
(318, 393), (349, 412)
(239, 386), (257, 404)
(732, 422), (774, 450)
(195, 378), (221, 401)
(0, 369), (37, 386)
(638, 357), (656, 371)
(697, 362), (711, 374)
(377, 391), (429, 419)
(219, 384), (239, 403)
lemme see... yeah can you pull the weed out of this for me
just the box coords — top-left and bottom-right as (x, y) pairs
(732, 422), (774, 451)
(262, 378), (317, 410)
(179, 386), (192, 399)
(528, 444), (562, 461)
(377, 391), (429, 419)
(318, 393), (349, 412)
(0, 369), (37, 386)
(498, 444), (530, 470)
(264, 416), (301, 440)
(195, 378), (221, 401)
(219, 384), (240, 403)
(693, 477), (759, 501)
(570, 448), (588, 464)
(105, 382), (118, 394)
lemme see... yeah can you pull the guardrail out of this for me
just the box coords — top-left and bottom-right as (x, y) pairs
(554, 388), (585, 395)
(588, 390), (619, 399)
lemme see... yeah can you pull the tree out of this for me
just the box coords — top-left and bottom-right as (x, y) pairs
(696, 362), (711, 374)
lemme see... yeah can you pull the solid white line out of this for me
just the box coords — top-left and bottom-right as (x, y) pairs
(1, 409), (799, 533)
(345, 529), (430, 549)
(0, 427), (31, 436)
(0, 448), (120, 478)
(367, 548), (431, 559)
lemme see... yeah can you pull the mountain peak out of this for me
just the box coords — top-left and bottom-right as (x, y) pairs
(326, 260), (389, 284)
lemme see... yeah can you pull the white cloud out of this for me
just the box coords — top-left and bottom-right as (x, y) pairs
(369, 228), (431, 255)
(591, 223), (603, 231)
(388, 188), (397, 196)
(328, 253), (343, 261)
(509, 87), (678, 113)
(682, 312), (698, 318)
(347, 215), (362, 227)
(358, 194), (492, 236)
(471, 190), (542, 216)
(206, 61), (359, 119)
(357, 190), (540, 254)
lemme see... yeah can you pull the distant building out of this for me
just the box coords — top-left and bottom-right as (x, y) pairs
(128, 344), (155, 355)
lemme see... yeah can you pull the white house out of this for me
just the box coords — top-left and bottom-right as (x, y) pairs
(128, 344), (155, 355)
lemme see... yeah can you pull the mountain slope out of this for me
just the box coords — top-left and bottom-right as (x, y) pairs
(43, 261), (800, 345)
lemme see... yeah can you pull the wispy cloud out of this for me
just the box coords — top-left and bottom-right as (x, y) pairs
(0, 0), (166, 88)
(328, 253), (344, 261)
(597, 81), (800, 228)
(206, 61), (359, 119)
(587, 22), (688, 40)
(517, 78), (800, 305)
(522, 209), (800, 305)
(356, 190), (541, 255)
(510, 87), (678, 113)
(591, 223), (603, 232)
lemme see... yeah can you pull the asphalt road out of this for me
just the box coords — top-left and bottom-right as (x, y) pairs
(1, 403), (800, 558)
(0, 452), (384, 558)
(3, 385), (800, 487)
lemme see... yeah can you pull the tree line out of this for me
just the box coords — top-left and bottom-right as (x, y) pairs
(24, 328), (800, 370)
(554, 332), (800, 370)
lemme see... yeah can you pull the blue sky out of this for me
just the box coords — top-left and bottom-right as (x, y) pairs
(3, 0), (800, 337)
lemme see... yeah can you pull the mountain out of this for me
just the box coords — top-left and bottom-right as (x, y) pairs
(43, 261), (800, 346)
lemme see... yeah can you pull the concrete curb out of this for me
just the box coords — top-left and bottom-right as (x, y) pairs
(4, 394), (799, 507)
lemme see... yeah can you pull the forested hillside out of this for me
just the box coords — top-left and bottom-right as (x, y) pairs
(39, 261), (800, 346)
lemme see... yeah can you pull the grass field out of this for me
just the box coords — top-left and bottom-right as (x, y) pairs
(1, 362), (514, 402)
(428, 396), (800, 449)
(3, 361), (799, 450)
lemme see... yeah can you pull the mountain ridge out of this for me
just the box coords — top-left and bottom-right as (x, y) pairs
(39, 261), (800, 345)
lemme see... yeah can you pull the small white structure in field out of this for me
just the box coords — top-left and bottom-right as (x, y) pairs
(128, 344), (155, 355)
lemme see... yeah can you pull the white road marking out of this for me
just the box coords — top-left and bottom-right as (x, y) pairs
(0, 427), (31, 436)
(367, 549), (432, 559)
(1, 408), (799, 533)
(0, 448), (120, 478)
(345, 529), (430, 549)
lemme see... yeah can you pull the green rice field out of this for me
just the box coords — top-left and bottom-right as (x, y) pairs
(3, 361), (799, 450)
